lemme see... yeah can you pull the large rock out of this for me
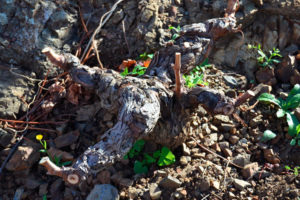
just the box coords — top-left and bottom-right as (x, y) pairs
(86, 184), (119, 200)
(0, 67), (35, 118)
(0, 0), (78, 77)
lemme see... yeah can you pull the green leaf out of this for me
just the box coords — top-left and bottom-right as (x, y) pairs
(121, 68), (129, 77)
(133, 140), (145, 152)
(43, 140), (47, 150)
(285, 165), (291, 170)
(288, 84), (300, 96)
(258, 50), (267, 59)
(260, 130), (277, 142)
(123, 154), (129, 160)
(290, 138), (297, 146)
(285, 94), (300, 110)
(39, 149), (47, 153)
(258, 93), (282, 107)
(297, 124), (300, 134)
(172, 33), (179, 40)
(61, 161), (72, 166)
(298, 140), (300, 146)
(144, 153), (156, 164)
(42, 194), (47, 200)
(157, 147), (175, 166)
(295, 167), (298, 176)
(271, 59), (280, 64)
(134, 161), (148, 174)
(153, 150), (161, 159)
(147, 54), (154, 59)
(276, 109), (286, 118)
(286, 112), (300, 137)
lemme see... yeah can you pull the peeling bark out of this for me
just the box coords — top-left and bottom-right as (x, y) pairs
(41, 0), (243, 185)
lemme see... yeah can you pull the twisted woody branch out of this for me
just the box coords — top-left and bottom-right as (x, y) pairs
(40, 0), (253, 186)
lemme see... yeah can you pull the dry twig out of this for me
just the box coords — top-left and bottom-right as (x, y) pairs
(80, 0), (124, 68)
(174, 52), (182, 98)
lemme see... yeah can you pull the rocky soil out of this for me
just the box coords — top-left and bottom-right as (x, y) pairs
(0, 0), (300, 200)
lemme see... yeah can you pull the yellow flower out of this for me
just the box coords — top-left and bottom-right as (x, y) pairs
(36, 134), (43, 141)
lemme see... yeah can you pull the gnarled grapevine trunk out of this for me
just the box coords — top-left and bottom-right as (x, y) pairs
(41, 0), (241, 185)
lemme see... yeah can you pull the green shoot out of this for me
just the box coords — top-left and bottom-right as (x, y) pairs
(183, 58), (211, 88)
(248, 44), (282, 69)
(258, 84), (300, 145)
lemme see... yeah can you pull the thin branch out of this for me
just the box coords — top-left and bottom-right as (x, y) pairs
(191, 138), (243, 169)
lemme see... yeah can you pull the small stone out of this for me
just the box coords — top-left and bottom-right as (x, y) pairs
(54, 130), (79, 148)
(220, 123), (235, 132)
(39, 183), (48, 196)
(149, 183), (162, 200)
(180, 156), (191, 165)
(192, 152), (206, 158)
(202, 123), (211, 134)
(209, 133), (218, 142)
(213, 115), (231, 125)
(199, 178), (210, 192)
(211, 180), (220, 190)
(249, 115), (263, 127)
(197, 166), (205, 173)
(229, 191), (235, 198)
(86, 184), (119, 200)
(219, 141), (229, 149)
(25, 175), (42, 189)
(222, 148), (233, 157)
(263, 149), (280, 164)
(223, 75), (238, 88)
(182, 143), (191, 156)
(232, 154), (251, 167)
(119, 178), (134, 187)
(179, 189), (187, 196)
(156, 170), (168, 177)
(211, 143), (221, 152)
(159, 175), (182, 189)
(229, 135), (239, 144)
(128, 187), (137, 199)
(97, 170), (111, 184)
(242, 162), (259, 179)
(233, 179), (251, 190)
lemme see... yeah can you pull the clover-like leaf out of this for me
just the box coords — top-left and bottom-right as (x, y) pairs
(260, 130), (277, 142)
(134, 161), (148, 174)
(157, 147), (175, 166)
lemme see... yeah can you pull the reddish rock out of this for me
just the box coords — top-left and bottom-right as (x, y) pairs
(242, 162), (259, 179)
(6, 146), (40, 171)
(263, 149), (280, 164)
(256, 68), (277, 86)
(54, 130), (80, 148)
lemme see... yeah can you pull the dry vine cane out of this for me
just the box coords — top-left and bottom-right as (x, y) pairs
(39, 0), (262, 186)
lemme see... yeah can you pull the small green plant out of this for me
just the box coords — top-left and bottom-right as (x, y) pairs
(258, 84), (300, 145)
(36, 134), (72, 167)
(285, 165), (300, 176)
(183, 58), (211, 88)
(42, 194), (47, 200)
(138, 52), (154, 60)
(124, 140), (176, 174)
(120, 64), (147, 77)
(168, 25), (181, 42)
(248, 44), (282, 69)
